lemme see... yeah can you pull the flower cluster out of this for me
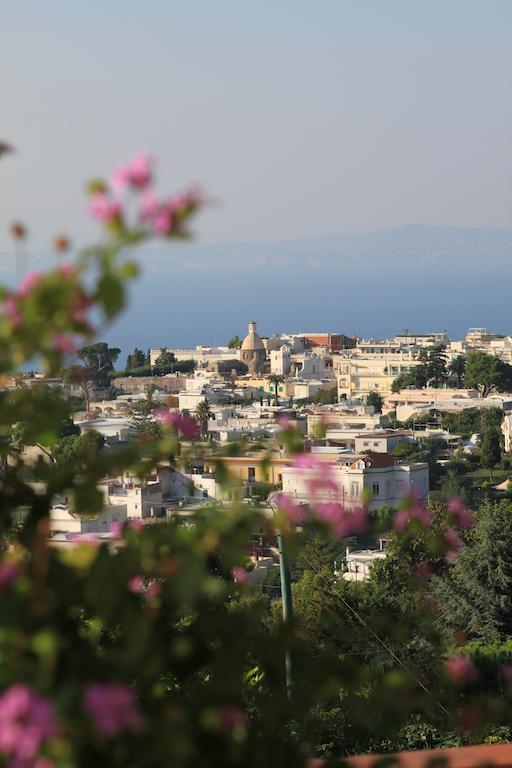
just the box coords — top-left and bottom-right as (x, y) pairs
(83, 683), (143, 738)
(128, 575), (161, 600)
(315, 503), (367, 537)
(0, 561), (22, 590)
(154, 409), (200, 439)
(2, 264), (93, 354)
(445, 655), (478, 687)
(273, 492), (305, 524)
(88, 153), (205, 238)
(0, 684), (56, 767)
(448, 497), (474, 529)
(393, 501), (432, 532)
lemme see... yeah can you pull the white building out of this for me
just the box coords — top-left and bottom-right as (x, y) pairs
(270, 346), (292, 376)
(149, 346), (237, 367)
(281, 453), (428, 511)
(338, 544), (387, 582)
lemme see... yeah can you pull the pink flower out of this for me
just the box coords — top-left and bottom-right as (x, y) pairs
(292, 453), (322, 470)
(18, 271), (41, 297)
(232, 567), (248, 583)
(0, 562), (21, 589)
(89, 194), (122, 223)
(219, 705), (248, 730)
(0, 684), (56, 764)
(314, 503), (367, 537)
(444, 527), (464, 562)
(276, 415), (291, 430)
(127, 519), (144, 532)
(57, 263), (75, 278)
(152, 209), (172, 235)
(52, 334), (76, 355)
(128, 575), (144, 594)
(448, 497), (474, 529)
(274, 493), (305, 524)
(168, 193), (187, 215)
(393, 503), (432, 532)
(445, 655), (478, 686)
(3, 297), (22, 327)
(501, 664), (512, 683)
(83, 682), (143, 738)
(138, 191), (159, 221)
(112, 153), (153, 191)
(155, 410), (200, 440)
(145, 580), (160, 600)
(109, 521), (124, 537)
(128, 576), (160, 600)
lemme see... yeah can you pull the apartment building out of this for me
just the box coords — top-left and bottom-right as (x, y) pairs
(335, 351), (422, 399)
(281, 453), (428, 511)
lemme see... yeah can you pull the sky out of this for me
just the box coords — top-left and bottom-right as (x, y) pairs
(1, 1), (512, 355)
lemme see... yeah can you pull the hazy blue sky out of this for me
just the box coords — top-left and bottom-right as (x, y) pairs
(1, 0), (512, 253)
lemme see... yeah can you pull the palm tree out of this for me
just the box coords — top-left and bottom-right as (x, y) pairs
(266, 374), (285, 406)
(195, 398), (211, 438)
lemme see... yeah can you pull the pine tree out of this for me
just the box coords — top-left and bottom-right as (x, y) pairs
(434, 500), (512, 643)
(481, 423), (502, 480)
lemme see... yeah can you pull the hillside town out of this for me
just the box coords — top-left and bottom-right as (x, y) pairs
(9, 321), (512, 584)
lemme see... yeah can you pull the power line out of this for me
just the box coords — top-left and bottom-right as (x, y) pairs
(301, 554), (450, 717)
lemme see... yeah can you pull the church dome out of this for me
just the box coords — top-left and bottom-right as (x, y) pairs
(241, 321), (265, 351)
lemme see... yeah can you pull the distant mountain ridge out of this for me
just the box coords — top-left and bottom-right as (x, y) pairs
(152, 224), (512, 271)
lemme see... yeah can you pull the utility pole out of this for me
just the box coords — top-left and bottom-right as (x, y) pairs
(268, 495), (293, 698)
(277, 531), (293, 698)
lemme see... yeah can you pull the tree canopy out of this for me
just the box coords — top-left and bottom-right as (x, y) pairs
(464, 351), (512, 397)
(366, 391), (383, 413)
(78, 342), (121, 387)
(154, 349), (176, 368)
(126, 347), (146, 370)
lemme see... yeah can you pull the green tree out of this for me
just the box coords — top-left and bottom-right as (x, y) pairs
(266, 374), (285, 406)
(126, 347), (146, 370)
(420, 345), (448, 387)
(481, 423), (502, 481)
(58, 416), (81, 439)
(464, 351), (512, 397)
(366, 391), (383, 413)
(52, 430), (105, 469)
(129, 390), (162, 442)
(195, 397), (212, 437)
(448, 355), (466, 387)
(155, 348), (176, 369)
(312, 386), (338, 405)
(434, 500), (512, 643)
(227, 336), (241, 349)
(77, 342), (121, 387)
(391, 368), (427, 393)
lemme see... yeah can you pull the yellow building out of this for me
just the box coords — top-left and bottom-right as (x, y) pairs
(234, 376), (293, 401)
(203, 453), (291, 487)
(335, 352), (423, 399)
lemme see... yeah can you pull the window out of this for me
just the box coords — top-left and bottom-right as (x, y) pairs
(248, 467), (256, 482)
(278, 387), (284, 392)
(363, 441), (369, 447)
(351, 482), (360, 497)
(278, 473), (282, 484)
(373, 441), (379, 447)
(372, 483), (379, 495)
